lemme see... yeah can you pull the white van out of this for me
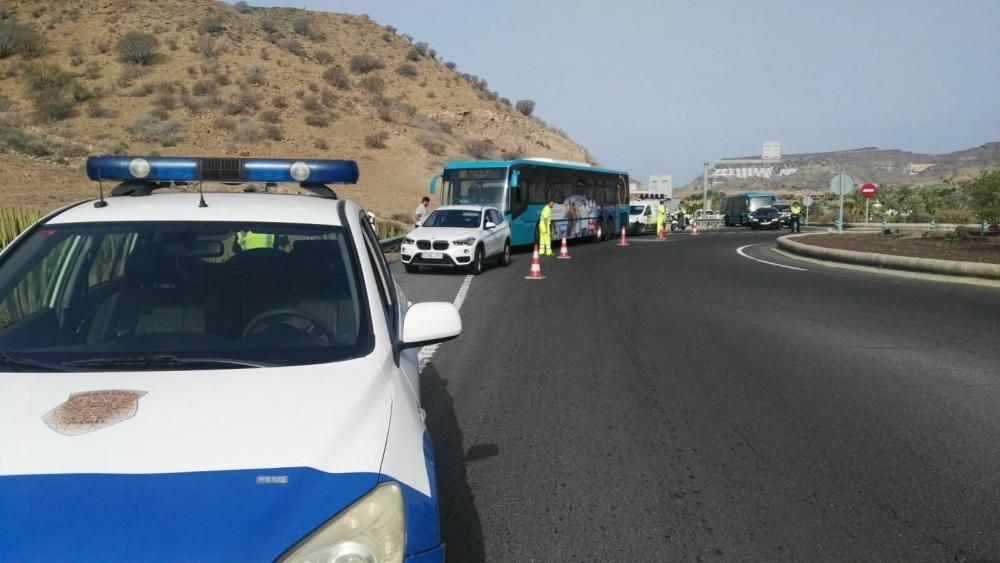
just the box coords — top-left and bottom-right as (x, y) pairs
(628, 199), (671, 235)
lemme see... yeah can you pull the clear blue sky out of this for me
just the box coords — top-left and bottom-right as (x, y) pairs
(241, 0), (1000, 185)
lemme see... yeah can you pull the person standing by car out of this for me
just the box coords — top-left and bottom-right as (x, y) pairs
(790, 201), (802, 233)
(415, 196), (431, 226)
(657, 200), (667, 237)
(539, 200), (554, 256)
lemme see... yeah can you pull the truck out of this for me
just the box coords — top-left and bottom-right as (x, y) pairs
(721, 192), (779, 226)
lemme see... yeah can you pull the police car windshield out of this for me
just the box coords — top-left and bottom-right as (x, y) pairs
(422, 209), (483, 228)
(629, 206), (645, 214)
(0, 222), (370, 370)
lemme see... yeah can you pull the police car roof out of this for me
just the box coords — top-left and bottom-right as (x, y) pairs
(47, 192), (351, 227)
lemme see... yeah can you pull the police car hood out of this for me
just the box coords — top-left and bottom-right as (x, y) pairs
(411, 225), (482, 241)
(0, 359), (394, 559)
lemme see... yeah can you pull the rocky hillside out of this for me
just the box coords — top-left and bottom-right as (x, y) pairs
(680, 143), (1000, 196)
(0, 0), (595, 217)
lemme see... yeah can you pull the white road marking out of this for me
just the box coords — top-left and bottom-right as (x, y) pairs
(628, 238), (677, 243)
(418, 274), (473, 373)
(736, 243), (808, 271)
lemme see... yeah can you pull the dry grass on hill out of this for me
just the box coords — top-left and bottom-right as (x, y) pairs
(0, 0), (596, 218)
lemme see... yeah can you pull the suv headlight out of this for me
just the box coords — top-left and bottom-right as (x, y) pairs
(403, 237), (415, 245)
(280, 482), (404, 563)
(452, 237), (475, 246)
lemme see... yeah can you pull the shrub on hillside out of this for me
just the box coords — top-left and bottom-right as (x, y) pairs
(22, 62), (82, 121)
(127, 113), (184, 146)
(213, 116), (236, 130)
(303, 113), (331, 128)
(350, 54), (384, 74)
(313, 49), (333, 64)
(196, 36), (217, 61)
(360, 75), (385, 95)
(321, 90), (337, 108)
(86, 101), (119, 118)
(191, 78), (217, 95)
(301, 94), (321, 112)
(322, 67), (350, 89)
(83, 61), (101, 79)
(314, 138), (329, 150)
(464, 139), (494, 159)
(233, 1), (252, 14)
(233, 119), (265, 143)
(115, 32), (158, 65)
(414, 42), (429, 56)
(117, 64), (147, 87)
(405, 48), (419, 62)
(365, 132), (389, 149)
(0, 21), (45, 59)
(264, 124), (282, 140)
(444, 61), (456, 70)
(417, 132), (446, 156)
(279, 39), (306, 58)
(272, 95), (288, 109)
(515, 99), (535, 116)
(259, 18), (276, 33)
(197, 15), (225, 36)
(292, 16), (313, 38)
(245, 65), (266, 86)
(260, 110), (281, 124)
(152, 92), (177, 110)
(396, 63), (417, 78)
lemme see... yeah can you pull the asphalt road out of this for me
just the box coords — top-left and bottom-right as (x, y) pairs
(392, 227), (1000, 562)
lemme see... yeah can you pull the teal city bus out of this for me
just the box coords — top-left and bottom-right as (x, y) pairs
(429, 158), (630, 246)
(721, 191), (779, 226)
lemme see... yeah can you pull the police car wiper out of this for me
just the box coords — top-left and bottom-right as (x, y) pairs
(0, 352), (72, 372)
(63, 354), (272, 370)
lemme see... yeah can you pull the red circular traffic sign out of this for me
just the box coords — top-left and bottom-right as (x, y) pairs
(861, 183), (877, 199)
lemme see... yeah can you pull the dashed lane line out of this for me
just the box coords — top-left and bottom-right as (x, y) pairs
(417, 274), (473, 373)
(736, 243), (808, 271)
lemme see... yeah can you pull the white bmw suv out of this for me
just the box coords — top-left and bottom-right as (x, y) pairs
(401, 205), (512, 275)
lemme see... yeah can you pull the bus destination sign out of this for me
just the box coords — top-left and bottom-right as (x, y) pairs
(446, 168), (506, 181)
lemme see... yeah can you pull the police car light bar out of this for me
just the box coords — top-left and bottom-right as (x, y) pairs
(86, 156), (360, 185)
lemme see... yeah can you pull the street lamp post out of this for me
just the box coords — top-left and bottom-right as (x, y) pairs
(702, 161), (711, 213)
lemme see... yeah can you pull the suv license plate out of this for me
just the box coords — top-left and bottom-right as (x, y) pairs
(423, 252), (443, 259)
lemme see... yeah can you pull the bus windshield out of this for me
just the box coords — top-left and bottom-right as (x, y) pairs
(444, 179), (506, 211)
(749, 197), (775, 211)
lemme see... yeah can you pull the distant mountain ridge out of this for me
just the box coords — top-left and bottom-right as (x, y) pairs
(681, 142), (1000, 194)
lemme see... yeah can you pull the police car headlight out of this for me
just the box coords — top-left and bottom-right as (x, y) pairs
(281, 482), (404, 563)
(452, 237), (475, 246)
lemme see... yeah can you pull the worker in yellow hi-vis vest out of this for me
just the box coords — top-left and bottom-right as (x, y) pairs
(237, 230), (275, 250)
(539, 200), (553, 256)
(657, 200), (667, 237)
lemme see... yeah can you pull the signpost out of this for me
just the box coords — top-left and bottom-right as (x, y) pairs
(802, 195), (814, 226)
(829, 173), (854, 234)
(860, 182), (877, 223)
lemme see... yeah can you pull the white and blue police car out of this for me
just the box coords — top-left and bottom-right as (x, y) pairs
(0, 156), (461, 562)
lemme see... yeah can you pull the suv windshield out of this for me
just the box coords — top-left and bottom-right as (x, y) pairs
(422, 209), (483, 228)
(0, 221), (369, 371)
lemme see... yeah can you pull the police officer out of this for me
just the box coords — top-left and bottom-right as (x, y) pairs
(539, 200), (553, 256)
(657, 200), (667, 237)
(237, 230), (274, 250)
(790, 201), (802, 233)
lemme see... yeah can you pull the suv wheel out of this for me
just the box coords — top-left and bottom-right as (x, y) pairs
(500, 240), (511, 266)
(471, 246), (484, 275)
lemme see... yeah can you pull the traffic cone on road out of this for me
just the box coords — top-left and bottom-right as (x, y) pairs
(558, 235), (572, 259)
(525, 244), (546, 280)
(617, 226), (630, 247)
(691, 222), (699, 236)
(657, 227), (665, 240)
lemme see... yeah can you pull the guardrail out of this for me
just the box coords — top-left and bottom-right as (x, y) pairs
(379, 235), (404, 252)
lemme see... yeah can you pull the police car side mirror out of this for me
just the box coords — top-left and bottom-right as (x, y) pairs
(400, 302), (462, 349)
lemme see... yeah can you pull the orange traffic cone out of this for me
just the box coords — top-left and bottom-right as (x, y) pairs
(617, 226), (630, 247)
(657, 226), (665, 240)
(691, 222), (699, 236)
(558, 235), (571, 259)
(525, 244), (546, 280)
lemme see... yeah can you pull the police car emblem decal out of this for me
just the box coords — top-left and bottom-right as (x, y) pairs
(43, 390), (147, 436)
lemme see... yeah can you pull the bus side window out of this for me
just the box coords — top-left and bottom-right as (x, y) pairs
(510, 184), (527, 218)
